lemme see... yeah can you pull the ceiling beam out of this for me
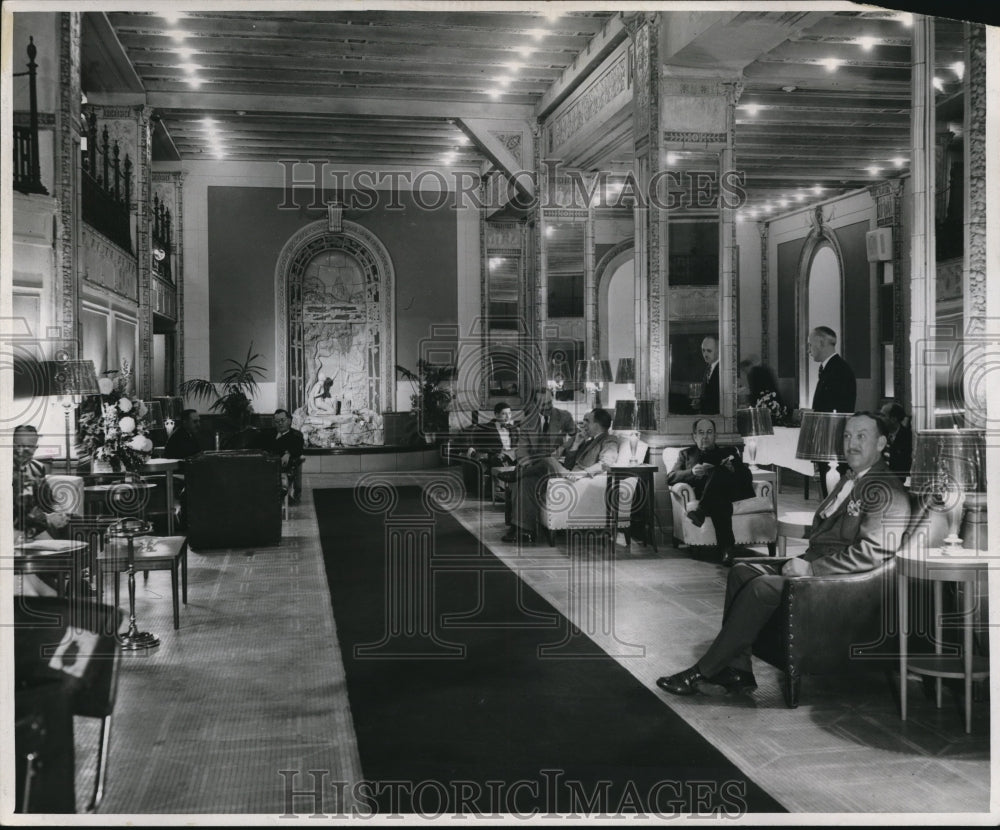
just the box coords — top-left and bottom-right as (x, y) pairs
(457, 118), (534, 200)
(81, 12), (145, 94)
(144, 91), (535, 121)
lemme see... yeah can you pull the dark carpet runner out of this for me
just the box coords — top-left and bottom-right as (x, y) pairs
(314, 486), (784, 817)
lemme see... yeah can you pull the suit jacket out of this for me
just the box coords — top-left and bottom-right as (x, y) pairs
(473, 421), (518, 462)
(811, 353), (856, 413)
(517, 406), (576, 459)
(164, 427), (201, 460)
(259, 427), (305, 462)
(701, 363), (720, 414)
(666, 444), (752, 500)
(885, 425), (913, 477)
(803, 460), (911, 575)
(567, 431), (619, 474)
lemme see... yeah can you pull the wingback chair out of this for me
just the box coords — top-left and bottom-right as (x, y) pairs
(539, 471), (637, 546)
(748, 493), (951, 708)
(662, 447), (777, 555)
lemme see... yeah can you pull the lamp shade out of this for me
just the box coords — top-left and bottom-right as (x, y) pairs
(43, 359), (99, 398)
(575, 359), (613, 385)
(911, 429), (985, 492)
(614, 358), (635, 384)
(737, 407), (774, 438)
(636, 400), (657, 431)
(795, 411), (850, 462)
(613, 400), (637, 431)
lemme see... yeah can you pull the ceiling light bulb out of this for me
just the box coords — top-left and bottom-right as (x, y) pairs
(748, 210), (758, 218)
(812, 185), (823, 195)
(794, 193), (805, 202)
(778, 198), (789, 208)
(762, 204), (773, 213)
(166, 30), (190, 42)
(496, 76), (511, 87)
(857, 36), (877, 51)
(161, 13), (185, 25)
(545, 226), (555, 237)
(504, 62), (522, 72)
(174, 47), (194, 58)
(187, 77), (203, 88)
(488, 89), (501, 100)
(822, 58), (842, 72)
(951, 61), (965, 80)
(743, 104), (760, 116)
(176, 63), (201, 73)
(892, 157), (907, 168)
(867, 165), (881, 177)
(933, 77), (945, 93)
(458, 135), (470, 145)
(516, 46), (535, 57)
(527, 28), (546, 40)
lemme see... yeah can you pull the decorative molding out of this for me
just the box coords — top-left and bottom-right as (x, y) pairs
(136, 106), (153, 396)
(489, 131), (523, 166)
(274, 219), (396, 413)
(547, 49), (630, 154)
(662, 130), (728, 146)
(151, 276), (177, 318)
(593, 239), (634, 359)
(965, 22), (987, 338)
(759, 222), (769, 364)
(485, 221), (521, 250)
(13, 111), (56, 128)
(57, 12), (81, 346)
(633, 23), (650, 138)
(81, 222), (138, 301)
(668, 286), (719, 320)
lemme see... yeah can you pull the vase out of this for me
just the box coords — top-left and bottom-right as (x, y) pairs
(92, 459), (114, 474)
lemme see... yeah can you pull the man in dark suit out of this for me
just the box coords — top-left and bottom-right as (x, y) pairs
(502, 408), (619, 544)
(808, 326), (856, 497)
(260, 409), (305, 503)
(667, 418), (755, 565)
(164, 409), (202, 460)
(473, 401), (518, 469)
(657, 412), (910, 696)
(879, 401), (912, 479)
(699, 336), (720, 415)
(516, 389), (576, 462)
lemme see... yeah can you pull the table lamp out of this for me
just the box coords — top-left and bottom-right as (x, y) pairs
(575, 359), (613, 409)
(795, 411), (849, 462)
(614, 400), (640, 464)
(44, 358), (99, 472)
(737, 406), (774, 472)
(911, 428), (985, 550)
(547, 357), (571, 396)
(615, 358), (635, 397)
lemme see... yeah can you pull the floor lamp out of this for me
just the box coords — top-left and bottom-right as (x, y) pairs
(44, 359), (99, 472)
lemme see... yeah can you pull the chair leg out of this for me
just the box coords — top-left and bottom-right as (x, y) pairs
(168, 565), (179, 630)
(767, 542), (776, 557)
(782, 673), (801, 708)
(181, 548), (188, 604)
(547, 529), (556, 546)
(85, 713), (112, 813)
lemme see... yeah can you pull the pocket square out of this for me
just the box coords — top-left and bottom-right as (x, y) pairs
(846, 498), (862, 517)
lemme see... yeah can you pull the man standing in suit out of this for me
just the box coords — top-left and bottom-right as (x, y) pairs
(808, 326), (856, 497)
(516, 389), (576, 462)
(260, 409), (305, 503)
(667, 418), (755, 565)
(657, 412), (910, 696)
(501, 408), (618, 544)
(699, 336), (720, 415)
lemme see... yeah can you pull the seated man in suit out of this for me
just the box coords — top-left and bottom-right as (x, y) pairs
(879, 401), (912, 479)
(515, 389), (577, 464)
(260, 409), (305, 504)
(164, 409), (202, 460)
(667, 418), (755, 566)
(501, 408), (618, 544)
(471, 401), (519, 469)
(657, 411), (911, 696)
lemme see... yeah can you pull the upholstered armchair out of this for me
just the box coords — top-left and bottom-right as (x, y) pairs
(539, 472), (637, 546)
(663, 447), (777, 555)
(749, 494), (950, 708)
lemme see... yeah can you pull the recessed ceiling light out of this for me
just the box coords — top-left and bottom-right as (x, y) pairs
(821, 58), (842, 72)
(892, 157), (907, 168)
(781, 85), (797, 93)
(457, 135), (470, 145)
(951, 61), (965, 80)
(794, 193), (805, 202)
(235, 110), (246, 116)
(527, 28), (546, 40)
(516, 46), (535, 57)
(187, 77), (203, 88)
(762, 204), (773, 213)
(867, 165), (881, 176)
(812, 185), (823, 195)
(742, 103), (760, 116)
(778, 198), (789, 208)
(933, 77), (945, 93)
(165, 30), (190, 42)
(504, 62), (522, 72)
(496, 76), (512, 87)
(176, 63), (201, 73)
(665, 152), (678, 165)
(161, 13), (185, 25)
(857, 36), (877, 51)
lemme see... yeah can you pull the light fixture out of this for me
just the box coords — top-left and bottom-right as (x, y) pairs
(912, 429), (985, 549)
(613, 401), (642, 464)
(165, 29), (189, 42)
(176, 63), (201, 72)
(487, 88), (502, 99)
(527, 28), (546, 40)
(867, 165), (881, 177)
(951, 61), (965, 80)
(615, 358), (635, 397)
(488, 256), (504, 269)
(781, 85), (797, 93)
(794, 192), (805, 202)
(174, 47), (194, 58)
(575, 359), (614, 408)
(504, 61), (522, 72)
(152, 245), (166, 262)
(896, 12), (913, 26)
(743, 103), (760, 116)
(187, 77), (203, 88)
(762, 204), (773, 213)
(892, 156), (907, 168)
(457, 135), (470, 145)
(160, 12), (185, 24)
(778, 198), (789, 208)
(857, 36), (877, 51)
(737, 407), (774, 472)
(496, 76), (512, 87)
(665, 151), (678, 165)
(43, 358), (100, 472)
(544, 225), (555, 237)
(516, 45), (535, 57)
(933, 76), (945, 93)
(812, 184), (824, 195)
(821, 58), (842, 72)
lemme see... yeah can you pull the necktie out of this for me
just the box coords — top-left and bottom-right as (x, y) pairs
(818, 363), (825, 379)
(819, 470), (856, 518)
(542, 416), (550, 433)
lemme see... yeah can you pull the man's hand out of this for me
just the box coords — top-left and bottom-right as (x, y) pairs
(692, 462), (714, 477)
(46, 512), (69, 530)
(782, 556), (811, 577)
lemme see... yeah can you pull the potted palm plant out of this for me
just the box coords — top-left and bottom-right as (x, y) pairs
(410, 359), (454, 439)
(179, 343), (267, 447)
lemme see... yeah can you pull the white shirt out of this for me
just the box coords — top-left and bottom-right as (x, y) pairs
(496, 423), (512, 452)
(819, 465), (871, 518)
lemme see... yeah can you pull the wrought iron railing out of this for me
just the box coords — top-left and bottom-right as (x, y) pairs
(12, 37), (47, 195)
(152, 193), (173, 283)
(82, 112), (132, 252)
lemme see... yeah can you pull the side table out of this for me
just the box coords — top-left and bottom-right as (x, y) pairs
(142, 458), (181, 535)
(607, 464), (658, 552)
(776, 510), (814, 557)
(898, 546), (992, 733)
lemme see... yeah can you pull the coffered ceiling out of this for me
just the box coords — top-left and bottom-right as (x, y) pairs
(80, 6), (973, 217)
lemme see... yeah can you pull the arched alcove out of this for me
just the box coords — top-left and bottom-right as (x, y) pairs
(274, 219), (395, 414)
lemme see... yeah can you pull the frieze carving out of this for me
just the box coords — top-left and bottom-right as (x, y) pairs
(936, 257), (962, 302)
(966, 23), (987, 333)
(57, 13), (81, 344)
(668, 286), (719, 320)
(489, 131), (523, 166)
(547, 49), (630, 154)
(485, 221), (521, 250)
(13, 111), (56, 127)
(662, 131), (728, 145)
(81, 223), (138, 300)
(634, 23), (650, 138)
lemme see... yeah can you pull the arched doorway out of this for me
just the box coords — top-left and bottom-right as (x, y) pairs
(594, 240), (635, 408)
(805, 244), (842, 405)
(274, 220), (395, 414)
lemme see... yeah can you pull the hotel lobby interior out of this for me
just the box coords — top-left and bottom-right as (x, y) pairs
(5, 4), (998, 822)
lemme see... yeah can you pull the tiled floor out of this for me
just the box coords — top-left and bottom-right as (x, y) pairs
(72, 468), (990, 817)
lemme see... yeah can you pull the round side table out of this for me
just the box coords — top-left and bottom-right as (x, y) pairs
(776, 510), (814, 557)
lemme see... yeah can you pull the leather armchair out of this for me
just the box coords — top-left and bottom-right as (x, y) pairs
(749, 494), (951, 707)
(669, 479), (777, 556)
(539, 473), (636, 546)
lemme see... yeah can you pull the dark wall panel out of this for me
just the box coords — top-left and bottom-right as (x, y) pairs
(776, 237), (806, 379)
(834, 220), (872, 380)
(207, 186), (458, 381)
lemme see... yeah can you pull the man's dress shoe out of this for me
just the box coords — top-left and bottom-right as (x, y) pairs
(656, 666), (705, 696)
(501, 528), (534, 544)
(706, 667), (758, 693)
(686, 509), (706, 528)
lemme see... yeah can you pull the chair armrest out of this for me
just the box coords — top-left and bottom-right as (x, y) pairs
(669, 482), (696, 509)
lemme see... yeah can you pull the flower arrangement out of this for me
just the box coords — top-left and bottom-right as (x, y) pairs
(78, 361), (154, 472)
(755, 390), (789, 426)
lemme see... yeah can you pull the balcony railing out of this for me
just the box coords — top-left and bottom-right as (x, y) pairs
(12, 37), (47, 196)
(82, 114), (132, 252)
(152, 193), (173, 284)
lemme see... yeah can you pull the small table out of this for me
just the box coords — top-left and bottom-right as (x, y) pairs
(84, 481), (156, 520)
(13, 539), (89, 597)
(776, 510), (814, 557)
(897, 546), (993, 733)
(607, 464), (658, 552)
(142, 458), (181, 535)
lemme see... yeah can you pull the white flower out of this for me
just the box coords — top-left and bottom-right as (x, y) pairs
(98, 377), (114, 395)
(119, 416), (136, 434)
(118, 397), (133, 413)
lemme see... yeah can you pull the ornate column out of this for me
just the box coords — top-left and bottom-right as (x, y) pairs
(135, 105), (154, 396)
(54, 12), (80, 348)
(872, 179), (905, 400)
(758, 221), (769, 365)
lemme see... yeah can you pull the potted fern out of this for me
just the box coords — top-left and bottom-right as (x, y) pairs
(410, 359), (454, 439)
(178, 343), (267, 447)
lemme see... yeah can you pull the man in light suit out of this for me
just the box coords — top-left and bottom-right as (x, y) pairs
(656, 412), (910, 696)
(501, 408), (619, 544)
(808, 326), (856, 497)
(699, 336), (720, 415)
(667, 418), (755, 565)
